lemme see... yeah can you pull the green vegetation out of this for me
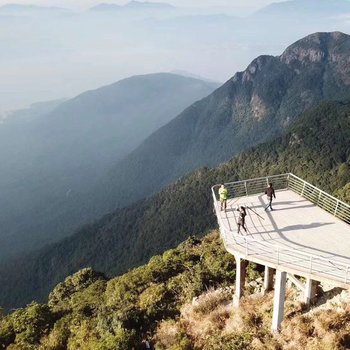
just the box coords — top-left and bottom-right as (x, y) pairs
(2, 232), (350, 349)
(0, 231), (240, 349)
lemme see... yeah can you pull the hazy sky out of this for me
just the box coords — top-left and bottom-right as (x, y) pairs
(0, 0), (284, 12)
(0, 0), (349, 111)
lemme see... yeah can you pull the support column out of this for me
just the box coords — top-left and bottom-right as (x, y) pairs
(234, 256), (247, 306)
(272, 271), (287, 332)
(304, 279), (319, 306)
(287, 274), (304, 292)
(263, 266), (275, 293)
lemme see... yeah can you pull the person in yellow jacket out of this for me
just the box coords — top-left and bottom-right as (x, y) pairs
(219, 183), (228, 211)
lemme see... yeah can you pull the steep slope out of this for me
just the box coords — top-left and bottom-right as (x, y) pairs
(0, 73), (218, 260)
(0, 233), (236, 349)
(1, 99), (349, 309)
(90, 31), (350, 213)
(1, 232), (350, 350)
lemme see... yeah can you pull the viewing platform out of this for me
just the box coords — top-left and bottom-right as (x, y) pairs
(212, 173), (350, 331)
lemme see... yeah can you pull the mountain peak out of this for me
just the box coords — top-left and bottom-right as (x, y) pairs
(90, 1), (175, 11)
(292, 31), (349, 45)
(280, 31), (350, 65)
(125, 1), (175, 9)
(90, 3), (122, 11)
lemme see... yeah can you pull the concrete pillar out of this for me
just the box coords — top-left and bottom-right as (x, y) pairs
(304, 279), (319, 306)
(263, 266), (275, 293)
(234, 256), (247, 306)
(272, 271), (287, 332)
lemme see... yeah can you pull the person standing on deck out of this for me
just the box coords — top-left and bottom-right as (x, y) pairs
(237, 206), (247, 234)
(264, 182), (276, 211)
(219, 184), (228, 211)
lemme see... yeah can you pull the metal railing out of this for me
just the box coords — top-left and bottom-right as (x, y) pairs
(212, 173), (290, 200)
(288, 173), (350, 224)
(211, 173), (350, 284)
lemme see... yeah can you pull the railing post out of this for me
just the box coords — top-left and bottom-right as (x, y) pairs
(244, 181), (248, 196)
(317, 191), (321, 206)
(334, 201), (339, 216)
(301, 182), (306, 196)
(287, 173), (290, 189)
(309, 256), (313, 273)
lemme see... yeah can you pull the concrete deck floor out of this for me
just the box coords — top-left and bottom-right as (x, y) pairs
(218, 190), (350, 280)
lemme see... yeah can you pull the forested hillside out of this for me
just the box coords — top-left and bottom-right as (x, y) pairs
(0, 232), (248, 349)
(0, 73), (218, 260)
(0, 99), (349, 310)
(1, 231), (350, 349)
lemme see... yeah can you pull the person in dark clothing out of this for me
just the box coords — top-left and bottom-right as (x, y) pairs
(237, 206), (247, 234)
(265, 182), (276, 211)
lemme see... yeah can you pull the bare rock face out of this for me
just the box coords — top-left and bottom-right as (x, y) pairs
(280, 32), (350, 73)
(250, 93), (269, 121)
(282, 48), (325, 64)
(289, 133), (302, 146)
(229, 31), (350, 129)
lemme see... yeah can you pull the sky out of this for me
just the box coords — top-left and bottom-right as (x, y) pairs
(0, 0), (285, 12)
(0, 0), (349, 111)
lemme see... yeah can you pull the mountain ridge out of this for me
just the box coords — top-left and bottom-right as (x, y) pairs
(0, 73), (218, 260)
(255, 0), (350, 17)
(90, 1), (175, 11)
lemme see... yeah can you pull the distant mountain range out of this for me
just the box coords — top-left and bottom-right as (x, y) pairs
(2, 0), (349, 16)
(0, 1), (175, 14)
(255, 0), (350, 17)
(90, 1), (175, 12)
(0, 4), (69, 13)
(7, 99), (67, 121)
(126, 1), (175, 9)
(0, 73), (218, 260)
